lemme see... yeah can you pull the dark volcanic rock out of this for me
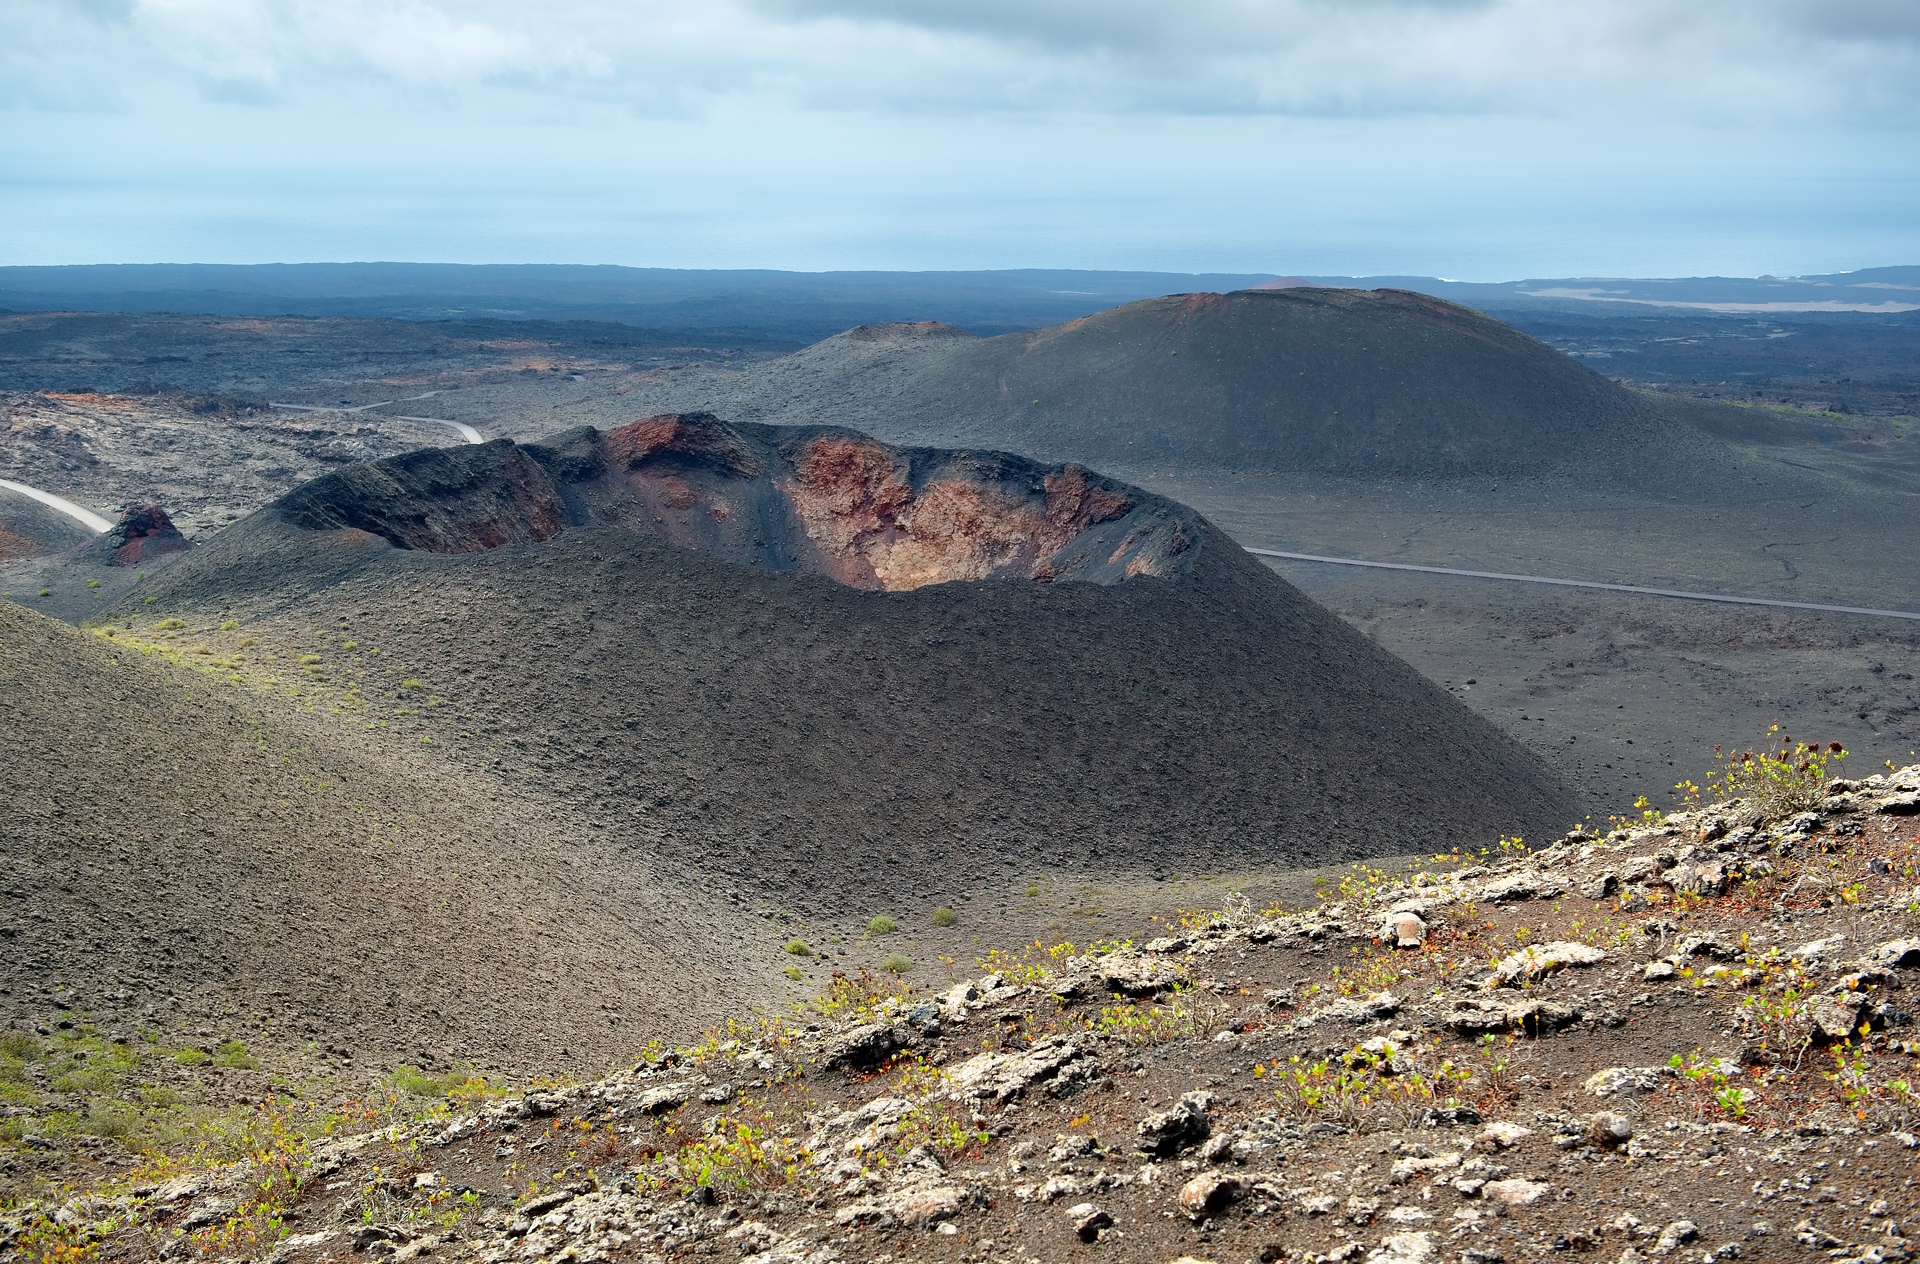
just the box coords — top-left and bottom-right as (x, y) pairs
(104, 502), (189, 566)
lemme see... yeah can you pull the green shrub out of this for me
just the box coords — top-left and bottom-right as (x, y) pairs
(400, 678), (425, 690)
(931, 907), (959, 927)
(391, 1065), (449, 1097)
(783, 966), (803, 981)
(220, 620), (239, 631)
(866, 915), (898, 936)
(173, 1049), (209, 1066)
(154, 617), (185, 630)
(214, 1039), (256, 1069)
(880, 953), (912, 974)
(0, 1032), (39, 1061)
(86, 578), (100, 589)
(784, 938), (811, 956)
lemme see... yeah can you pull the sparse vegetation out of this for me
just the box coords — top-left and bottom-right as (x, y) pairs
(865, 914), (898, 935)
(930, 906), (958, 927)
(783, 937), (810, 956)
(879, 952), (911, 974)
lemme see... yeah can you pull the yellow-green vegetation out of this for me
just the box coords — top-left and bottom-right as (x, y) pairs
(389, 1064), (487, 1098)
(783, 965), (803, 981)
(879, 952), (911, 974)
(783, 937), (810, 956)
(930, 906), (958, 927)
(865, 914), (898, 935)
(1679, 724), (1847, 821)
(1090, 989), (1221, 1046)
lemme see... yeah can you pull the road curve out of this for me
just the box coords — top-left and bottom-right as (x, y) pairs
(269, 401), (483, 445)
(1245, 546), (1920, 622)
(0, 478), (112, 534)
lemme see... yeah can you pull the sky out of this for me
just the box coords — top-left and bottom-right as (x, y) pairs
(3, 0), (1918, 278)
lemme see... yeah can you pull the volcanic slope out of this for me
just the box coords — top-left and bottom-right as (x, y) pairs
(0, 598), (775, 1073)
(604, 288), (1736, 484)
(120, 415), (1579, 916)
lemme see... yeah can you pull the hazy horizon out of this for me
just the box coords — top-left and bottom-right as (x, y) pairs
(5, 2), (1917, 278)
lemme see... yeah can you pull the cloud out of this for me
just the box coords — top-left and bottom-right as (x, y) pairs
(3, 0), (1916, 121)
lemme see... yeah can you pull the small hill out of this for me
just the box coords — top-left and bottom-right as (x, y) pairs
(619, 288), (1730, 483)
(120, 416), (1578, 916)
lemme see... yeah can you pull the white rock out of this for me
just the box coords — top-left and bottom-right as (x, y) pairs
(1481, 1178), (1550, 1207)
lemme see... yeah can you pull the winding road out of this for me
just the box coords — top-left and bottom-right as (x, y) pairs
(0, 478), (113, 534)
(268, 391), (484, 445)
(1245, 546), (1920, 621)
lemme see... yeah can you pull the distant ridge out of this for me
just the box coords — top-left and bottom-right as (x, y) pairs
(3, 263), (1914, 337)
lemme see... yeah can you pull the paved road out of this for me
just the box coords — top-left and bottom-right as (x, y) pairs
(269, 392), (483, 444)
(1246, 546), (1920, 622)
(0, 478), (111, 534)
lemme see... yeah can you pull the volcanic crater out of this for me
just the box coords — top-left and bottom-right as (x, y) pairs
(275, 412), (1199, 590)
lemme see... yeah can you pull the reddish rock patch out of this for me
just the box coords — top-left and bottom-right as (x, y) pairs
(106, 503), (190, 566)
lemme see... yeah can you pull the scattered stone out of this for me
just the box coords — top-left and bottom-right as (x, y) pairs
(1588, 1112), (1633, 1147)
(1066, 1202), (1112, 1242)
(1446, 996), (1579, 1033)
(1877, 791), (1920, 815)
(1662, 860), (1728, 896)
(1389, 1153), (1460, 1184)
(1479, 873), (1562, 902)
(946, 1034), (1100, 1105)
(1307, 991), (1401, 1025)
(1366, 1231), (1437, 1264)
(1869, 939), (1920, 969)
(1807, 994), (1869, 1042)
(1643, 961), (1675, 982)
(1484, 941), (1606, 988)
(1480, 1179), (1549, 1207)
(833, 1180), (979, 1230)
(819, 1022), (907, 1071)
(1177, 1170), (1244, 1220)
(1385, 911), (1427, 948)
(634, 1081), (694, 1113)
(1138, 1091), (1214, 1157)
(1578, 873), (1618, 900)
(1584, 1066), (1670, 1097)
(1478, 1121), (1533, 1148)
(1650, 1220), (1698, 1256)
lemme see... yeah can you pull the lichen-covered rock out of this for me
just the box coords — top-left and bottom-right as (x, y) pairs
(1137, 1091), (1215, 1157)
(1484, 941), (1606, 988)
(945, 1034), (1099, 1106)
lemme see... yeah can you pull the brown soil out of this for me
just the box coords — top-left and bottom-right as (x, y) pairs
(10, 772), (1917, 1264)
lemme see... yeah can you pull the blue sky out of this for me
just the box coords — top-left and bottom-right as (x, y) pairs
(4, 0), (1917, 278)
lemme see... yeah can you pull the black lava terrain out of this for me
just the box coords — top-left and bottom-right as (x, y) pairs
(0, 598), (772, 1074)
(114, 418), (1574, 910)
(605, 288), (1735, 484)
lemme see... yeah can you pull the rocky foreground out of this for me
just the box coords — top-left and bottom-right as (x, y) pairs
(8, 766), (1920, 1264)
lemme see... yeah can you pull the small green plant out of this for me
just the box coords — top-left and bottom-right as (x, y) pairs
(1024, 882), (1040, 897)
(879, 952), (911, 974)
(930, 906), (959, 927)
(221, 620), (239, 631)
(214, 1039), (257, 1069)
(86, 578), (100, 589)
(400, 678), (425, 690)
(173, 1048), (210, 1066)
(866, 915), (898, 935)
(784, 938), (811, 956)
(783, 965), (803, 981)
(1687, 725), (1847, 821)
(154, 617), (184, 629)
